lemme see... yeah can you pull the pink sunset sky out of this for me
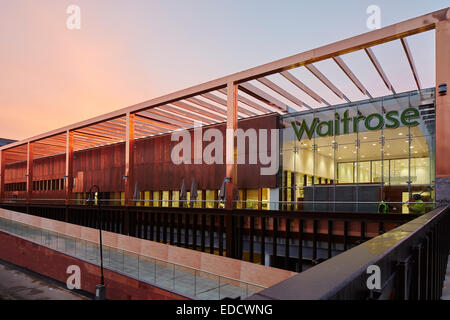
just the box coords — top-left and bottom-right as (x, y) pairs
(1, 0), (448, 141)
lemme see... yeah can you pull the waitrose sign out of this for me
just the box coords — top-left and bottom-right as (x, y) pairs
(291, 107), (420, 140)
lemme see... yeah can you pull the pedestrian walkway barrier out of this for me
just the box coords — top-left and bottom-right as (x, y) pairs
(0, 216), (265, 300)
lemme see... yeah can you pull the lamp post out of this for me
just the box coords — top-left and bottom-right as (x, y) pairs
(87, 184), (106, 300)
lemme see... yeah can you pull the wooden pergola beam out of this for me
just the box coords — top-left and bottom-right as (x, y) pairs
(26, 142), (34, 202)
(239, 82), (288, 112)
(65, 131), (73, 205)
(217, 88), (271, 114)
(364, 47), (396, 94)
(140, 110), (191, 127)
(124, 113), (135, 208)
(170, 101), (226, 122)
(135, 114), (179, 131)
(400, 37), (421, 91)
(305, 64), (350, 102)
(76, 126), (125, 140)
(280, 70), (329, 105)
(0, 151), (4, 201)
(186, 97), (227, 116)
(199, 93), (255, 117)
(201, 92), (255, 117)
(257, 77), (311, 110)
(332, 56), (373, 98)
(435, 17), (450, 179)
(225, 81), (238, 258)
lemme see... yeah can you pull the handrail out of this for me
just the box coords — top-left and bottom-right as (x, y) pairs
(0, 201), (424, 276)
(248, 205), (450, 300)
(0, 215), (266, 293)
(0, 198), (437, 205)
(0, 202), (421, 223)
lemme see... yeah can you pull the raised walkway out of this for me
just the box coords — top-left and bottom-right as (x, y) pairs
(0, 208), (295, 300)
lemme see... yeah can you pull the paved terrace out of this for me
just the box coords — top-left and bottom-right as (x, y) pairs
(0, 208), (295, 300)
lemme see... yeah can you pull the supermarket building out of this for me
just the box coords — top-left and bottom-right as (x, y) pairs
(0, 8), (449, 214)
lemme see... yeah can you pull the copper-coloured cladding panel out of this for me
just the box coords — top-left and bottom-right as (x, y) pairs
(238, 82), (288, 113)
(332, 56), (372, 98)
(256, 76), (310, 111)
(400, 37), (421, 91)
(364, 47), (396, 94)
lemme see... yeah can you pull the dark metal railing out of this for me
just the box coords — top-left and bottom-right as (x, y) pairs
(248, 206), (450, 300)
(0, 202), (420, 273)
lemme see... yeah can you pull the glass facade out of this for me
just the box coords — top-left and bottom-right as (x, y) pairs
(281, 88), (436, 213)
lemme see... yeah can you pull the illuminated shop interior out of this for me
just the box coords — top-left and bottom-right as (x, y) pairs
(280, 88), (435, 213)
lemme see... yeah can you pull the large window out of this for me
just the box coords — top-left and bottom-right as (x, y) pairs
(281, 88), (435, 213)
